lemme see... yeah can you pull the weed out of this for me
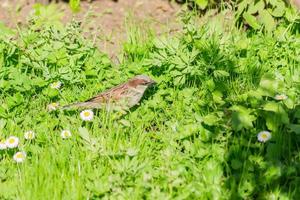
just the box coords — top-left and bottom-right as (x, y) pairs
(0, 5), (299, 200)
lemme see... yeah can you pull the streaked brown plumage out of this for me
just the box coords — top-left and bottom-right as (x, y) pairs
(62, 75), (156, 110)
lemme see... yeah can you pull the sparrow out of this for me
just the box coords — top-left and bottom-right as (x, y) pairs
(62, 75), (156, 111)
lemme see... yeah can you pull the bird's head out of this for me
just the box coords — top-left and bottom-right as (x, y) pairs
(129, 74), (156, 88)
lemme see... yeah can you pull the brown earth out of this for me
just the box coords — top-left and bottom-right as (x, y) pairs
(0, 0), (182, 60)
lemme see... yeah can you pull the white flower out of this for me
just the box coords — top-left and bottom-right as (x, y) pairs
(61, 130), (72, 139)
(274, 94), (288, 101)
(80, 110), (94, 121)
(126, 148), (138, 157)
(257, 131), (272, 143)
(24, 131), (35, 140)
(6, 136), (19, 148)
(47, 102), (59, 111)
(143, 173), (152, 182)
(0, 139), (7, 150)
(13, 151), (26, 163)
(50, 81), (62, 89)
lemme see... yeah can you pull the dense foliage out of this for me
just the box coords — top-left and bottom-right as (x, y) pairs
(180, 0), (300, 32)
(0, 3), (300, 200)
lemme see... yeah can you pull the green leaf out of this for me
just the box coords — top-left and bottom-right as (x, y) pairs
(0, 106), (7, 118)
(263, 102), (289, 124)
(43, 88), (59, 98)
(170, 70), (182, 77)
(0, 22), (15, 39)
(6, 93), (24, 109)
(78, 127), (91, 142)
(243, 12), (261, 30)
(78, 127), (99, 152)
(119, 119), (131, 127)
(153, 37), (167, 49)
(259, 10), (276, 32)
(283, 98), (294, 109)
(288, 124), (300, 134)
(285, 7), (298, 22)
(0, 80), (10, 90)
(259, 74), (278, 96)
(212, 91), (225, 105)
(264, 165), (282, 181)
(265, 113), (278, 131)
(230, 105), (256, 131)
(294, 107), (300, 118)
(69, 0), (80, 12)
(195, 0), (208, 10)
(248, 1), (265, 14)
(269, 1), (285, 17)
(231, 159), (243, 170)
(0, 119), (6, 130)
(85, 69), (98, 77)
(173, 76), (185, 86)
(247, 90), (263, 99)
(236, 38), (249, 50)
(213, 70), (230, 78)
(205, 79), (215, 91)
(31, 77), (47, 87)
(202, 113), (220, 126)
(236, 0), (249, 17)
(176, 124), (201, 140)
(263, 102), (280, 112)
(32, 4), (64, 28)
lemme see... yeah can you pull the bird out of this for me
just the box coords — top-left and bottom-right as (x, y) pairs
(62, 75), (156, 111)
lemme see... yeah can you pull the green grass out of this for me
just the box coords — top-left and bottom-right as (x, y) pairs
(0, 8), (300, 200)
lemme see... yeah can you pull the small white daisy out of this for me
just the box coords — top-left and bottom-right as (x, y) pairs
(0, 139), (7, 150)
(6, 136), (19, 148)
(13, 151), (26, 163)
(24, 130), (35, 140)
(143, 173), (152, 182)
(50, 81), (62, 89)
(80, 110), (94, 121)
(257, 131), (272, 143)
(274, 94), (288, 101)
(61, 130), (72, 139)
(126, 148), (138, 157)
(47, 102), (59, 111)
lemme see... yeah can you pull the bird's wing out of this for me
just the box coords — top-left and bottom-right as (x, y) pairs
(85, 82), (130, 103)
(61, 77), (148, 110)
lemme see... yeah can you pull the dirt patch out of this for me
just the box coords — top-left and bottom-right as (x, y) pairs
(0, 0), (181, 60)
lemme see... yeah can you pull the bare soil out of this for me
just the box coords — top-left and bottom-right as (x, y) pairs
(0, 0), (181, 60)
